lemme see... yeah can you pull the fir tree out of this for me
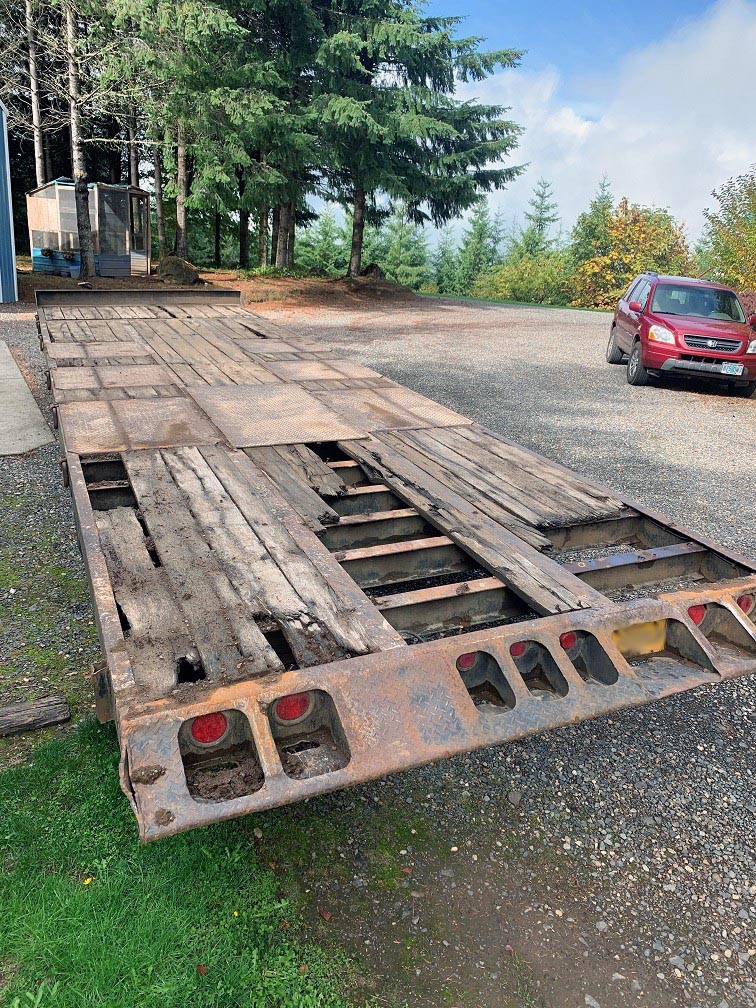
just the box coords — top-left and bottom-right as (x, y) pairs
(295, 210), (347, 275)
(434, 228), (459, 294)
(454, 202), (502, 295)
(380, 208), (432, 290)
(515, 178), (559, 258)
(570, 176), (613, 267)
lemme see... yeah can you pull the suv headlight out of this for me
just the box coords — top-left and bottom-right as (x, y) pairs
(648, 325), (676, 344)
(747, 338), (756, 354)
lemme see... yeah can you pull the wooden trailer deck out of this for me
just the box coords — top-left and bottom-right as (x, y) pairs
(37, 290), (756, 841)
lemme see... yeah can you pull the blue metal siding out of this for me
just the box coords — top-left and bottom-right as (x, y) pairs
(0, 102), (18, 302)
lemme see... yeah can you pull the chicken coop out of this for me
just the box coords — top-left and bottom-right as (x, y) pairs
(26, 179), (150, 278)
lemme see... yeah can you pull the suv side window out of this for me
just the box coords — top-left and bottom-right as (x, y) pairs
(633, 279), (651, 309)
(624, 279), (641, 302)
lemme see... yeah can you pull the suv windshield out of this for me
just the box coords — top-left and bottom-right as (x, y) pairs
(650, 283), (745, 323)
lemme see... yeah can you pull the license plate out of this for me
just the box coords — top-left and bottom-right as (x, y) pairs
(721, 362), (744, 375)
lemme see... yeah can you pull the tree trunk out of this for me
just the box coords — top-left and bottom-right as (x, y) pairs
(127, 113), (139, 186)
(214, 208), (221, 267)
(286, 205), (295, 268)
(25, 0), (45, 186)
(257, 204), (269, 267)
(271, 204), (280, 266)
(153, 137), (167, 260)
(65, 2), (95, 278)
(175, 124), (189, 259)
(275, 201), (290, 268)
(239, 209), (250, 268)
(348, 186), (366, 277)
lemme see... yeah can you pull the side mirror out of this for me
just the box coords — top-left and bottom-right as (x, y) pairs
(748, 314), (756, 327)
(628, 301), (642, 313)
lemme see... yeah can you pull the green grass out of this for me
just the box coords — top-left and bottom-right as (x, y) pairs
(0, 724), (361, 1008)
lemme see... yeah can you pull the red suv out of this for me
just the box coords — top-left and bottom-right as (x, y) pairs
(607, 273), (756, 396)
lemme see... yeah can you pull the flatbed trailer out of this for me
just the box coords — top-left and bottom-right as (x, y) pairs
(36, 289), (756, 842)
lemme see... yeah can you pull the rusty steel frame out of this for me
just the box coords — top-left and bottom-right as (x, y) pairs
(37, 290), (756, 842)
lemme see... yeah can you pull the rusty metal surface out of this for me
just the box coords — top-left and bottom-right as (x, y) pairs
(312, 386), (473, 431)
(118, 590), (756, 840)
(59, 398), (223, 453)
(46, 341), (155, 360)
(187, 384), (367, 447)
(52, 364), (174, 390)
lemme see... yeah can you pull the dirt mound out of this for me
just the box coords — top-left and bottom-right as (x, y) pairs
(202, 270), (422, 310)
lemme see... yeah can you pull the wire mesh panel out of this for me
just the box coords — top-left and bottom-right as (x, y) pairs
(99, 188), (129, 255)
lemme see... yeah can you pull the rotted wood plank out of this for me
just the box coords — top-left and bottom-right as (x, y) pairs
(342, 436), (607, 615)
(0, 696), (71, 738)
(201, 445), (403, 656)
(163, 447), (357, 667)
(123, 450), (283, 680)
(377, 430), (549, 549)
(97, 507), (196, 695)
(446, 426), (626, 524)
(244, 446), (341, 533)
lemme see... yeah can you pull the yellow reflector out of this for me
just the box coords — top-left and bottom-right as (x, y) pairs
(612, 620), (667, 658)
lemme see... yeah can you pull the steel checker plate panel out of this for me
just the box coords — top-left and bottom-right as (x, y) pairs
(46, 341), (155, 360)
(267, 359), (385, 382)
(53, 365), (175, 389)
(59, 398), (223, 453)
(187, 384), (367, 447)
(176, 361), (282, 386)
(313, 386), (473, 431)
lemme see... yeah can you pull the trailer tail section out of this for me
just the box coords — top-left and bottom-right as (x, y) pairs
(36, 290), (756, 841)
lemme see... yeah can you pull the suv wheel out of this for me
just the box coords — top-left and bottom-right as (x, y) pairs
(731, 380), (756, 399)
(606, 326), (625, 364)
(626, 342), (650, 386)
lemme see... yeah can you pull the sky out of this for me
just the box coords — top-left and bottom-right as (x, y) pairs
(425, 0), (756, 240)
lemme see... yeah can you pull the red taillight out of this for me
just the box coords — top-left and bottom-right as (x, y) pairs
(559, 632), (577, 650)
(688, 604), (706, 626)
(190, 712), (228, 745)
(736, 593), (754, 615)
(456, 652), (476, 671)
(509, 641), (526, 658)
(273, 692), (312, 722)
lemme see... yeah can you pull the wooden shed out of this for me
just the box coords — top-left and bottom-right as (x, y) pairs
(26, 179), (150, 279)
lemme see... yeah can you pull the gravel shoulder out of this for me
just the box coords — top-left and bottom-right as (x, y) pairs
(1, 293), (753, 1008)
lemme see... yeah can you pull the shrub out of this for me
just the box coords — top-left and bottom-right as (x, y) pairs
(473, 251), (574, 305)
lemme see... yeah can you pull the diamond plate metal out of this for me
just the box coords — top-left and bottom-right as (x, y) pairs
(52, 365), (175, 390)
(59, 398), (222, 453)
(313, 386), (473, 431)
(187, 384), (366, 447)
(267, 359), (385, 382)
(46, 341), (154, 360)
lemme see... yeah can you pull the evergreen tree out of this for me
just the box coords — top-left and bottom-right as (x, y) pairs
(380, 208), (431, 290)
(314, 3), (523, 275)
(434, 228), (459, 294)
(454, 202), (502, 294)
(295, 210), (347, 275)
(702, 167), (756, 287)
(570, 176), (613, 267)
(514, 177), (559, 257)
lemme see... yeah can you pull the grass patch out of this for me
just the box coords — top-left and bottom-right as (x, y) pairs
(0, 723), (363, 1008)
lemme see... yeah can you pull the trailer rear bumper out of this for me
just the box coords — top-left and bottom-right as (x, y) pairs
(120, 593), (756, 842)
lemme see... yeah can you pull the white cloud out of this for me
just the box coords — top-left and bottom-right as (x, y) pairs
(459, 0), (756, 241)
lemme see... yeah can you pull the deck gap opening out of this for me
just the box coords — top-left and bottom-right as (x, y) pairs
(176, 652), (207, 684)
(115, 600), (131, 638)
(261, 628), (299, 671)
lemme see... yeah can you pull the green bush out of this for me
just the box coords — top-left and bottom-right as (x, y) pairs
(473, 251), (574, 306)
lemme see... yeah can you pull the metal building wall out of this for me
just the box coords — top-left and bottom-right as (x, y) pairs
(0, 101), (18, 303)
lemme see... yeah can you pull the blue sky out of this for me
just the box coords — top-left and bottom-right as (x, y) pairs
(424, 0), (756, 239)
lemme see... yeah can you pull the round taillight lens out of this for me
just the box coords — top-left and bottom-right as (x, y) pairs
(736, 593), (754, 615)
(688, 604), (706, 626)
(509, 641), (526, 658)
(273, 692), (313, 722)
(559, 632), (577, 650)
(190, 711), (228, 745)
(456, 652), (476, 671)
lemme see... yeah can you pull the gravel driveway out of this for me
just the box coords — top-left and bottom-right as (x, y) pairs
(1, 294), (753, 1008)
